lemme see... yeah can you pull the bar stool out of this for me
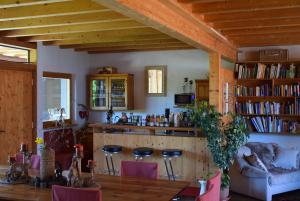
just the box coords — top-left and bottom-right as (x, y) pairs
(162, 149), (182, 181)
(102, 145), (122, 176)
(133, 147), (153, 160)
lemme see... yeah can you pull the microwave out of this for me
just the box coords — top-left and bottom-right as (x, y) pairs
(174, 93), (195, 106)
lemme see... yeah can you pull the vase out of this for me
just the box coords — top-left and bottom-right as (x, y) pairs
(220, 187), (230, 201)
(40, 148), (55, 181)
(198, 179), (207, 196)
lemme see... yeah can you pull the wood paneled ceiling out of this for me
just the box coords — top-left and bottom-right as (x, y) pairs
(178, 0), (300, 47)
(0, 0), (194, 53)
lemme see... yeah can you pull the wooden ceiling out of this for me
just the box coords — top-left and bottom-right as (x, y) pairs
(178, 0), (300, 47)
(0, 0), (194, 53)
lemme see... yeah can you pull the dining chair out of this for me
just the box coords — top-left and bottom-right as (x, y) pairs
(30, 154), (40, 169)
(52, 185), (102, 201)
(178, 170), (221, 198)
(121, 160), (158, 179)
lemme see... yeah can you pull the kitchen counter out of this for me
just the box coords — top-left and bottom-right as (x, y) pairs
(89, 123), (202, 137)
(91, 123), (216, 184)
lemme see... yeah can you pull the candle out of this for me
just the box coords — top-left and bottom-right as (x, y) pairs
(20, 143), (27, 152)
(87, 160), (96, 168)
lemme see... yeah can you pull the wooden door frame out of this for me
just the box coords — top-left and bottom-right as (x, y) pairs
(0, 60), (37, 153)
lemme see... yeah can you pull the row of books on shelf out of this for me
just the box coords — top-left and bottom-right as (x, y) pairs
(236, 63), (299, 79)
(274, 84), (300, 96)
(249, 117), (297, 133)
(236, 101), (300, 115)
(235, 84), (271, 96)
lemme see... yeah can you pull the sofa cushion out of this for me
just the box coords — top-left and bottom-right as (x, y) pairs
(272, 147), (299, 170)
(246, 142), (276, 169)
(237, 146), (252, 158)
(244, 153), (268, 172)
(269, 168), (300, 186)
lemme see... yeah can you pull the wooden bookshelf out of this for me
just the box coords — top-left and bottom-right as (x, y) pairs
(235, 61), (300, 134)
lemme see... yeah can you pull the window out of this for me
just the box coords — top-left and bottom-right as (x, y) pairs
(42, 72), (72, 128)
(145, 65), (167, 96)
(0, 45), (29, 62)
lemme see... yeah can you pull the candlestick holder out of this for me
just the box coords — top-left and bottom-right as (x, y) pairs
(0, 150), (31, 184)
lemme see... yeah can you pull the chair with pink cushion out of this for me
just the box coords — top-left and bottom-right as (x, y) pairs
(52, 185), (102, 201)
(121, 160), (158, 180)
(30, 154), (40, 169)
(178, 170), (221, 198)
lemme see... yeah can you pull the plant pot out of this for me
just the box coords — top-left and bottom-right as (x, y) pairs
(40, 148), (55, 181)
(220, 187), (230, 201)
(198, 179), (207, 196)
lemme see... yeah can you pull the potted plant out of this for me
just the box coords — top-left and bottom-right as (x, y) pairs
(190, 101), (248, 200)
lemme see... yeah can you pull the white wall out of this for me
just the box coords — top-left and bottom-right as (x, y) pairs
(89, 49), (209, 122)
(238, 45), (300, 148)
(37, 43), (92, 137)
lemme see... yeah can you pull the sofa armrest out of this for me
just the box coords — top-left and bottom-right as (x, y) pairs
(242, 165), (269, 178)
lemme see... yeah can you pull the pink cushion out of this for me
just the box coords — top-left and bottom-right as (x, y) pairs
(52, 185), (102, 201)
(30, 154), (40, 169)
(207, 170), (221, 201)
(121, 161), (158, 180)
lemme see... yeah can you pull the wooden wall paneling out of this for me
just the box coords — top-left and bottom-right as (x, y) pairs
(209, 52), (222, 112)
(195, 79), (209, 101)
(0, 70), (33, 164)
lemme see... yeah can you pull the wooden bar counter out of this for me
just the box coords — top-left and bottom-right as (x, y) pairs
(91, 123), (217, 184)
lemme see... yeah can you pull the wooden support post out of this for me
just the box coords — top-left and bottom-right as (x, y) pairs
(209, 51), (222, 112)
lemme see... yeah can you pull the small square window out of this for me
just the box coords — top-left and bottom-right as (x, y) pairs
(145, 66), (167, 96)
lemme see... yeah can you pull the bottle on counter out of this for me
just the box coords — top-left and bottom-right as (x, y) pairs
(155, 115), (160, 127)
(169, 112), (174, 127)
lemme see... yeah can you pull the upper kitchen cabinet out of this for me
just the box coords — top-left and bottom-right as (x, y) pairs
(88, 74), (134, 111)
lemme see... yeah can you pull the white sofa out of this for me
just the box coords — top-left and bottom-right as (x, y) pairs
(229, 142), (300, 201)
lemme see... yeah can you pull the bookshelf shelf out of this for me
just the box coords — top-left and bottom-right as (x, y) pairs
(235, 61), (300, 134)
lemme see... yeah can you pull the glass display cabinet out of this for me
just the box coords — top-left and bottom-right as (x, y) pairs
(88, 74), (134, 110)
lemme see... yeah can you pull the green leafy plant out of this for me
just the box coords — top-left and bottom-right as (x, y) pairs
(190, 101), (249, 189)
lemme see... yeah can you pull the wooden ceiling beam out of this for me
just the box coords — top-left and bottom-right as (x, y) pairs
(0, 11), (128, 31)
(0, 37), (36, 49)
(214, 17), (300, 30)
(178, 0), (224, 3)
(192, 0), (300, 14)
(20, 27), (161, 42)
(0, 0), (108, 21)
(43, 34), (172, 46)
(0, 0), (70, 8)
(0, 20), (146, 37)
(88, 46), (195, 54)
(75, 42), (189, 51)
(222, 26), (300, 37)
(93, 0), (236, 61)
(69, 39), (182, 50)
(232, 32), (300, 47)
(204, 7), (300, 22)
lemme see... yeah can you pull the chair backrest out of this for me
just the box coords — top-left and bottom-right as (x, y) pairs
(52, 185), (102, 201)
(121, 160), (158, 180)
(207, 170), (221, 201)
(30, 154), (40, 169)
(196, 184), (214, 201)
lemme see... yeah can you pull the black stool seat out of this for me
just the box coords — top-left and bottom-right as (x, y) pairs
(162, 149), (182, 157)
(102, 145), (122, 153)
(133, 147), (153, 157)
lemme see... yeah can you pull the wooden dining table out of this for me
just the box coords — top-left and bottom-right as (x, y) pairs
(0, 172), (189, 201)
